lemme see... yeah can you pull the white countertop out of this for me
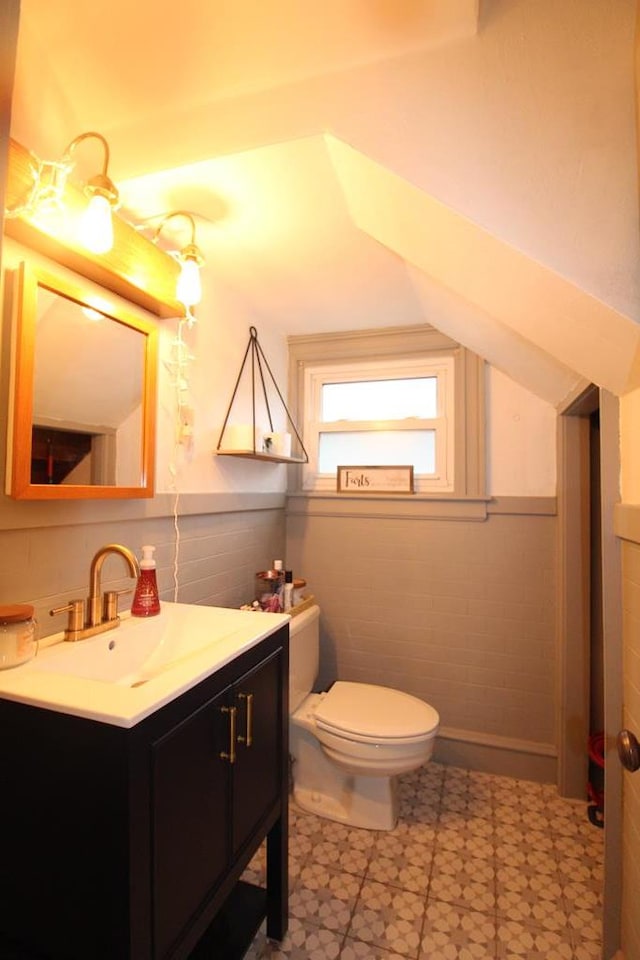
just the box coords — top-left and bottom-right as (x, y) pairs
(0, 602), (289, 728)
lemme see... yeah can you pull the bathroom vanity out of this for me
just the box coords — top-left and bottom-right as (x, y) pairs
(0, 603), (289, 960)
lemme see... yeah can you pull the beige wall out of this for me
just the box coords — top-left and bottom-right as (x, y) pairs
(286, 497), (557, 780)
(487, 368), (557, 496)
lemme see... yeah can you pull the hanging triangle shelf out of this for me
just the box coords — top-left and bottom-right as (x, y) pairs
(216, 326), (308, 463)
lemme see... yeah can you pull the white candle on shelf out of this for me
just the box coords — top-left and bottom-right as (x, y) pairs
(224, 424), (263, 451)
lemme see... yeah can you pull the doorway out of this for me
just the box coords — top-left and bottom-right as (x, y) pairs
(558, 387), (622, 957)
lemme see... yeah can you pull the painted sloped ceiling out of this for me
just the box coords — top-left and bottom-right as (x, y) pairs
(10, 0), (640, 406)
(326, 135), (640, 400)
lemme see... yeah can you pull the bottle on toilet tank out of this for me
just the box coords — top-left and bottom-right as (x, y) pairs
(283, 570), (294, 611)
(131, 545), (161, 617)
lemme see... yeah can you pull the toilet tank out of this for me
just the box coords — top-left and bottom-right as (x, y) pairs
(288, 603), (320, 713)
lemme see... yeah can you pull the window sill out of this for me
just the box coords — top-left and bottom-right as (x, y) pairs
(286, 492), (491, 521)
(286, 492), (556, 521)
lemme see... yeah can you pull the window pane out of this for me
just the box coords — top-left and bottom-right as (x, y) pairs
(321, 378), (437, 422)
(319, 430), (435, 474)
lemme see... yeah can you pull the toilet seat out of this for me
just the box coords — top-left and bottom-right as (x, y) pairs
(314, 681), (439, 745)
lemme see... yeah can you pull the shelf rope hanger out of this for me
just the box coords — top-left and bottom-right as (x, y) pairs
(217, 326), (308, 462)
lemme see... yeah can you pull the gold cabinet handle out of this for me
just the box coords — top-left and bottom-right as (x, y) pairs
(220, 705), (237, 763)
(237, 692), (254, 747)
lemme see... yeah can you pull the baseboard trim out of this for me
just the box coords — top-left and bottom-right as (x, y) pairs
(434, 726), (558, 784)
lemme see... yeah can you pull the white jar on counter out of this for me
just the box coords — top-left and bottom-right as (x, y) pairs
(0, 605), (38, 669)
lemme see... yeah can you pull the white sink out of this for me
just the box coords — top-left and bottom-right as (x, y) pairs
(0, 602), (289, 727)
(36, 604), (248, 686)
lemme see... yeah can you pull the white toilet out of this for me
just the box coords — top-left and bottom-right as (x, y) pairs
(289, 604), (440, 830)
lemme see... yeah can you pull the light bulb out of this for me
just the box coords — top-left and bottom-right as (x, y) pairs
(177, 257), (202, 307)
(79, 193), (114, 254)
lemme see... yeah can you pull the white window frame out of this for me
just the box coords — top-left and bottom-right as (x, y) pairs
(287, 325), (485, 501)
(303, 355), (455, 493)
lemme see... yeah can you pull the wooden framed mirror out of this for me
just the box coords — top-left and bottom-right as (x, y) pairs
(7, 261), (158, 499)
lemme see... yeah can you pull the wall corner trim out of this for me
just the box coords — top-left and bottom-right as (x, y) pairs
(0, 491), (287, 531)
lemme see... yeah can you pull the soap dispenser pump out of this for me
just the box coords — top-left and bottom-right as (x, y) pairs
(131, 545), (161, 617)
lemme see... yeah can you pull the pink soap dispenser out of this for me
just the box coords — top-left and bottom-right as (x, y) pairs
(131, 545), (161, 617)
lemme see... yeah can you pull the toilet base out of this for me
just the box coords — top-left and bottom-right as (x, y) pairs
(292, 775), (399, 831)
(290, 710), (402, 830)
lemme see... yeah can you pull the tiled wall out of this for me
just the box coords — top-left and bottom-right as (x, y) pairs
(0, 506), (285, 640)
(286, 502), (557, 778)
(621, 539), (640, 960)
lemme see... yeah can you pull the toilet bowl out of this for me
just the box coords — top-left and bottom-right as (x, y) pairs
(288, 604), (439, 830)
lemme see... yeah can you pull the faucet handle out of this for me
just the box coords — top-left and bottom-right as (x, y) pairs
(103, 589), (133, 623)
(50, 599), (85, 635)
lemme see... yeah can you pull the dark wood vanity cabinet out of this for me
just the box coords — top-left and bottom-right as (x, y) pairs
(0, 626), (289, 960)
(152, 647), (285, 958)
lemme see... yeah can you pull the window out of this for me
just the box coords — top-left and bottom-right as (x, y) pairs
(303, 356), (454, 492)
(288, 325), (485, 499)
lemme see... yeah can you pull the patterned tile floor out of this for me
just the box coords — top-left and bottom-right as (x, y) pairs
(242, 762), (603, 960)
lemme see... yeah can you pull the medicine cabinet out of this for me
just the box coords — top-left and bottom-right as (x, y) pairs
(7, 261), (158, 500)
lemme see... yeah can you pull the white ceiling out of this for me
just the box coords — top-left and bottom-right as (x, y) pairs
(14, 0), (480, 132)
(11, 0), (478, 339)
(117, 136), (429, 335)
(9, 0), (639, 405)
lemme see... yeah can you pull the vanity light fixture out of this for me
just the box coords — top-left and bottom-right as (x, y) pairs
(4, 154), (71, 224)
(5, 137), (186, 318)
(62, 131), (119, 255)
(152, 211), (204, 308)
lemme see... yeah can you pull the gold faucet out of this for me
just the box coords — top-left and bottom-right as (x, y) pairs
(50, 543), (140, 642)
(88, 543), (140, 626)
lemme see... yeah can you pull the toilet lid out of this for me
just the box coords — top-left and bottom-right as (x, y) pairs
(314, 681), (439, 743)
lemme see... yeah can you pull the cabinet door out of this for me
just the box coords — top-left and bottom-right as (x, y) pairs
(151, 686), (231, 959)
(232, 649), (283, 854)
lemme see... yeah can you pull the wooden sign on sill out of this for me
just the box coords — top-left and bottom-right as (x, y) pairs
(336, 465), (414, 494)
